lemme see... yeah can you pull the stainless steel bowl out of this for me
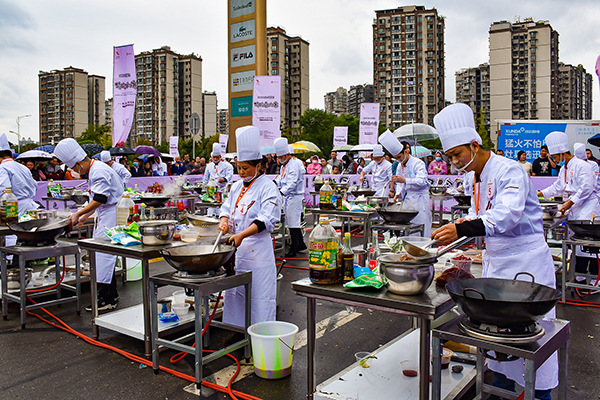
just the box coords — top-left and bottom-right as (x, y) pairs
(185, 214), (219, 237)
(7, 268), (33, 290)
(367, 196), (389, 208)
(378, 254), (434, 295)
(138, 220), (176, 245)
(540, 203), (558, 220)
(430, 186), (447, 195)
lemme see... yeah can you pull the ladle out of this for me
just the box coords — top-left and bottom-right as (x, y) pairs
(404, 236), (471, 258)
(211, 231), (223, 254)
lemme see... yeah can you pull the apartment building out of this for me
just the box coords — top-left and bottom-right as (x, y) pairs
(104, 98), (112, 127)
(202, 92), (218, 138)
(38, 67), (104, 145)
(178, 54), (203, 141)
(217, 108), (229, 136)
(557, 62), (593, 120)
(266, 26), (310, 131)
(348, 84), (374, 119)
(455, 63), (490, 131)
(373, 6), (445, 129)
(324, 87), (348, 116)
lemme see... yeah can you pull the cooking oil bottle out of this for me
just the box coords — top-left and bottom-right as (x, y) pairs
(0, 187), (18, 224)
(308, 215), (338, 284)
(341, 232), (354, 282)
(319, 180), (334, 210)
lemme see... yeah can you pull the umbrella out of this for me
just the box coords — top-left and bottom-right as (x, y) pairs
(351, 143), (376, 152)
(411, 145), (431, 158)
(290, 143), (310, 153)
(81, 143), (105, 154)
(224, 152), (237, 159)
(394, 122), (438, 141)
(588, 133), (600, 147)
(91, 152), (102, 160)
(148, 153), (174, 162)
(16, 150), (53, 161)
(332, 144), (354, 152)
(260, 146), (276, 156)
(293, 140), (321, 153)
(35, 145), (55, 153)
(133, 145), (161, 157)
(110, 146), (135, 156)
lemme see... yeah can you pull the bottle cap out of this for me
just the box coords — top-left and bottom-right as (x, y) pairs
(345, 232), (350, 237)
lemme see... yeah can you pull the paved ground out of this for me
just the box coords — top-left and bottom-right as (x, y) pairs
(1, 233), (599, 400)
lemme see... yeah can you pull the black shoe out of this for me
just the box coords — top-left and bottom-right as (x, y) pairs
(285, 249), (297, 258)
(86, 297), (118, 312)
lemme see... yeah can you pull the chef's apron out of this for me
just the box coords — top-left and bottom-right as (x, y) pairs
(284, 194), (303, 229)
(93, 204), (117, 284)
(223, 232), (276, 327)
(373, 169), (390, 197)
(482, 233), (559, 390)
(402, 189), (432, 237)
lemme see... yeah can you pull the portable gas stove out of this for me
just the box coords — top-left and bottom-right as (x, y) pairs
(570, 235), (600, 254)
(459, 316), (546, 345)
(16, 239), (58, 248)
(170, 267), (227, 283)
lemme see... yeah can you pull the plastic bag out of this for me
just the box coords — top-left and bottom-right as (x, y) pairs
(343, 273), (388, 289)
(105, 227), (141, 247)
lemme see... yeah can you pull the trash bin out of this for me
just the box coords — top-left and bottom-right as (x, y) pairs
(247, 321), (298, 379)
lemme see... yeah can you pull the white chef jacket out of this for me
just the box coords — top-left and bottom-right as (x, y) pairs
(0, 159), (39, 212)
(152, 161), (168, 176)
(110, 162), (131, 185)
(585, 159), (600, 200)
(465, 152), (558, 390)
(394, 155), (432, 236)
(362, 159), (392, 197)
(203, 161), (234, 189)
(219, 174), (282, 327)
(275, 157), (305, 228)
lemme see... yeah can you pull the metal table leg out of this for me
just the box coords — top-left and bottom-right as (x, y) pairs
(195, 288), (203, 390)
(307, 297), (316, 399)
(150, 281), (159, 373)
(1, 251), (7, 320)
(19, 256), (26, 328)
(524, 359), (536, 400)
(141, 259), (152, 358)
(476, 348), (485, 397)
(561, 241), (567, 303)
(431, 334), (442, 400)
(244, 280), (252, 360)
(558, 338), (569, 400)
(90, 250), (99, 340)
(363, 215), (370, 250)
(75, 251), (81, 315)
(418, 319), (431, 400)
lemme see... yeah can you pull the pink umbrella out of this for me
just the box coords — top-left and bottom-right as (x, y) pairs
(133, 145), (161, 157)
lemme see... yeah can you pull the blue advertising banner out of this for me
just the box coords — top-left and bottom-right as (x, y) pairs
(498, 123), (567, 161)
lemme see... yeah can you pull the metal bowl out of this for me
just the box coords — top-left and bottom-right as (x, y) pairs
(540, 203), (559, 220)
(138, 220), (176, 245)
(160, 244), (236, 274)
(367, 196), (389, 208)
(185, 214), (220, 237)
(430, 186), (447, 195)
(378, 254), (434, 295)
(453, 195), (471, 206)
(7, 268), (33, 290)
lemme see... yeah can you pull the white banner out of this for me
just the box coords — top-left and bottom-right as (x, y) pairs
(252, 75), (281, 147)
(359, 103), (380, 145)
(112, 44), (136, 147)
(219, 134), (229, 156)
(333, 126), (348, 159)
(231, 20), (255, 43)
(169, 136), (179, 158)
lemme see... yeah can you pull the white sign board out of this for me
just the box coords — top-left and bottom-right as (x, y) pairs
(333, 126), (348, 159)
(231, 70), (255, 93)
(231, 20), (255, 43)
(231, 45), (255, 68)
(230, 0), (255, 18)
(169, 136), (179, 158)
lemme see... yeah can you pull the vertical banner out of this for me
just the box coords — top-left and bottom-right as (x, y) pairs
(252, 75), (281, 147)
(359, 103), (380, 145)
(219, 134), (229, 156)
(169, 136), (179, 158)
(333, 126), (348, 159)
(596, 55), (600, 93)
(112, 44), (136, 147)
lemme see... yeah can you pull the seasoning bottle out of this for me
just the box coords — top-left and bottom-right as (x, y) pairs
(132, 204), (140, 223)
(308, 215), (338, 284)
(342, 232), (354, 282)
(368, 231), (382, 274)
(336, 229), (343, 283)
(139, 203), (147, 222)
(148, 206), (156, 221)
(0, 188), (18, 225)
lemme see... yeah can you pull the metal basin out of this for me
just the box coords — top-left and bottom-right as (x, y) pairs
(185, 214), (219, 237)
(430, 186), (447, 195)
(377, 205), (418, 224)
(138, 220), (176, 245)
(367, 196), (389, 208)
(9, 218), (69, 244)
(566, 220), (600, 239)
(378, 253), (434, 295)
(540, 203), (558, 220)
(160, 244), (236, 274)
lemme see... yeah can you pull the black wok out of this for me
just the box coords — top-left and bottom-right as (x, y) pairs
(453, 195), (471, 206)
(446, 272), (561, 328)
(351, 189), (376, 197)
(9, 218), (70, 244)
(133, 195), (170, 207)
(566, 220), (600, 239)
(160, 244), (236, 274)
(377, 206), (418, 224)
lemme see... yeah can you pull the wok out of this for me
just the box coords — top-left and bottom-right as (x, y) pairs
(160, 244), (236, 274)
(446, 272), (561, 328)
(9, 218), (70, 244)
(351, 189), (376, 197)
(453, 195), (471, 206)
(133, 195), (170, 207)
(566, 220), (600, 239)
(377, 204), (418, 224)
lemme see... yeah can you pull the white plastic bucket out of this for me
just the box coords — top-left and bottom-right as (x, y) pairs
(125, 258), (142, 281)
(247, 321), (298, 379)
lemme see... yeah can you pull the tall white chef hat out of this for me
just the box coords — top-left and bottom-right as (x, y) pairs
(573, 142), (586, 160)
(372, 144), (384, 158)
(54, 138), (87, 168)
(211, 142), (222, 157)
(0, 134), (10, 151)
(273, 137), (289, 156)
(288, 145), (295, 155)
(544, 131), (569, 155)
(378, 129), (403, 156)
(236, 126), (261, 162)
(433, 103), (482, 152)
(100, 150), (111, 162)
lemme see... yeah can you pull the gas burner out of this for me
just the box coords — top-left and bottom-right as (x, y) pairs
(170, 267), (226, 283)
(16, 240), (57, 248)
(571, 236), (600, 253)
(459, 316), (545, 344)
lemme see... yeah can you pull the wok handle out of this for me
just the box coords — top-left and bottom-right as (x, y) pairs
(513, 272), (535, 284)
(463, 288), (486, 300)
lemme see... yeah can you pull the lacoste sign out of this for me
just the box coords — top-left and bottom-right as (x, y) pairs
(231, 20), (255, 43)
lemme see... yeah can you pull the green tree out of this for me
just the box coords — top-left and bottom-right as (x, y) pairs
(476, 109), (494, 151)
(78, 124), (112, 149)
(135, 137), (153, 147)
(298, 109), (337, 157)
(20, 142), (39, 152)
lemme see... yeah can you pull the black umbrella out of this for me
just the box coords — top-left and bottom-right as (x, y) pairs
(110, 146), (136, 156)
(81, 143), (106, 154)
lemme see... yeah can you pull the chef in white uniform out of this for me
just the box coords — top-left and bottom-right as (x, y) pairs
(203, 143), (234, 189)
(379, 129), (432, 236)
(431, 103), (557, 399)
(574, 142), (600, 200)
(54, 139), (124, 311)
(0, 134), (39, 253)
(274, 137), (306, 257)
(218, 126), (282, 327)
(359, 144), (392, 197)
(100, 150), (131, 186)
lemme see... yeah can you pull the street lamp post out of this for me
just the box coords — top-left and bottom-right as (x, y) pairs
(16, 114), (31, 153)
(8, 130), (19, 153)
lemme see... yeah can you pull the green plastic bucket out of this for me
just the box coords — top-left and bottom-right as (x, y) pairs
(247, 321), (298, 379)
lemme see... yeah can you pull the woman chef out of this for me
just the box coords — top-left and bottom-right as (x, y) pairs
(431, 104), (557, 399)
(359, 144), (392, 197)
(100, 150), (131, 185)
(54, 139), (124, 311)
(218, 126), (282, 327)
(379, 129), (432, 236)
(274, 137), (307, 257)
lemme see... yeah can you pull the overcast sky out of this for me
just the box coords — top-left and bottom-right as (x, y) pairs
(1, 0), (599, 144)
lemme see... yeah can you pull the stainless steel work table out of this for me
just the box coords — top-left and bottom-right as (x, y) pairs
(430, 194), (454, 226)
(561, 237), (600, 303)
(305, 208), (379, 249)
(77, 237), (192, 357)
(292, 277), (457, 400)
(1, 240), (81, 328)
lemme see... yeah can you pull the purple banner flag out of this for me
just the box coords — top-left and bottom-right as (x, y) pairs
(112, 45), (136, 147)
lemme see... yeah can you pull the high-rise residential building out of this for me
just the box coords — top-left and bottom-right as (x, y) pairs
(178, 54), (203, 141)
(266, 26), (310, 131)
(217, 109), (229, 136)
(324, 87), (348, 116)
(489, 18), (559, 142)
(38, 67), (105, 145)
(104, 98), (112, 127)
(202, 92), (217, 138)
(557, 62), (593, 120)
(373, 6), (445, 129)
(348, 84), (374, 118)
(455, 63), (490, 131)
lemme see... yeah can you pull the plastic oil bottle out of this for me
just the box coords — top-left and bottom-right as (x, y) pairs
(116, 193), (134, 226)
(319, 180), (334, 210)
(0, 188), (18, 224)
(308, 215), (338, 284)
